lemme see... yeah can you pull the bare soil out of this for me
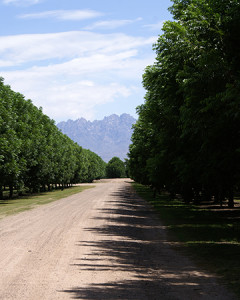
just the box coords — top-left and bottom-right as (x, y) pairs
(0, 179), (237, 299)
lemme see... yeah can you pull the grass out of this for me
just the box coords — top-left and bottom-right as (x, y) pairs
(0, 185), (94, 219)
(132, 182), (240, 298)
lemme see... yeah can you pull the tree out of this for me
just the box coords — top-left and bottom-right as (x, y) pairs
(106, 157), (126, 178)
(128, 0), (240, 207)
(0, 77), (106, 198)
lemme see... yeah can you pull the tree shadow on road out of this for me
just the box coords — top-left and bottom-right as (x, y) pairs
(61, 184), (236, 300)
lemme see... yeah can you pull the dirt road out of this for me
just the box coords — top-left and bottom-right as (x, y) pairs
(0, 179), (236, 299)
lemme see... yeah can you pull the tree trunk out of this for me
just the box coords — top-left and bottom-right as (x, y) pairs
(202, 188), (212, 202)
(0, 186), (3, 199)
(182, 187), (193, 204)
(228, 190), (234, 208)
(9, 184), (13, 199)
(153, 188), (156, 198)
(215, 187), (224, 207)
(193, 190), (201, 205)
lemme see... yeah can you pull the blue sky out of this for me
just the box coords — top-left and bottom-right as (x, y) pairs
(0, 0), (172, 122)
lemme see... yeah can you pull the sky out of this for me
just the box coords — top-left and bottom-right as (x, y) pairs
(0, 0), (173, 123)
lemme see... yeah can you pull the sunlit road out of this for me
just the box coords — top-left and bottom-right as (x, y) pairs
(0, 179), (236, 299)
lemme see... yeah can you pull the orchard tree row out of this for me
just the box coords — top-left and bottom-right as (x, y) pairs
(106, 157), (126, 178)
(128, 0), (240, 207)
(0, 78), (106, 198)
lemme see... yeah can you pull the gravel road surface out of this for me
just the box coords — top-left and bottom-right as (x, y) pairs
(0, 179), (236, 299)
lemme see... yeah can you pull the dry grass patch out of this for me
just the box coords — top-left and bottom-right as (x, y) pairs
(0, 185), (94, 219)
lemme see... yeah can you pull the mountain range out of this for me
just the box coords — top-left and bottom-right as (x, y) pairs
(57, 114), (136, 162)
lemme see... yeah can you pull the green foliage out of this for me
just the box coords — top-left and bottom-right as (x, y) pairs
(0, 78), (106, 198)
(128, 0), (240, 207)
(106, 156), (126, 178)
(81, 149), (106, 182)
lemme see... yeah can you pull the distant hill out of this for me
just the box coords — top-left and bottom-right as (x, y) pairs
(57, 114), (136, 162)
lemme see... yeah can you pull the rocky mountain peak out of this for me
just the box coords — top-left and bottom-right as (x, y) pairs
(57, 114), (136, 162)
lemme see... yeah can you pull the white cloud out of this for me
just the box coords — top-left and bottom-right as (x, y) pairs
(144, 20), (166, 31)
(84, 17), (142, 30)
(19, 9), (103, 21)
(2, 68), (134, 121)
(1, 49), (153, 120)
(0, 31), (156, 121)
(0, 31), (156, 67)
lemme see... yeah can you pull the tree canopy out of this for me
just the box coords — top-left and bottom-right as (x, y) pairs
(0, 78), (106, 198)
(106, 157), (126, 178)
(128, 0), (240, 207)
